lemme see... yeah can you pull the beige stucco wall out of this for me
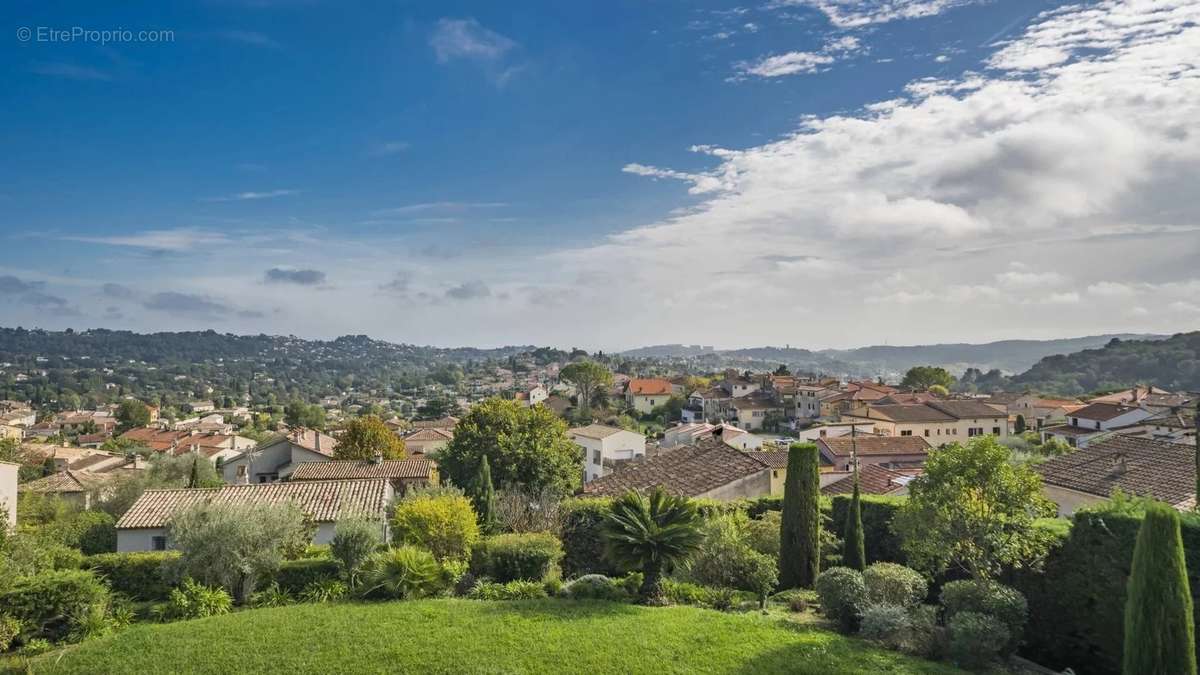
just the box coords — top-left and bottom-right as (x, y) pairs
(0, 462), (17, 529)
(699, 469), (772, 501)
(1043, 484), (1105, 517)
(845, 416), (1006, 443)
(630, 394), (665, 415)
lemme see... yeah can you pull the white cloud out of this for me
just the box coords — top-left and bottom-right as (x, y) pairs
(430, 18), (515, 63)
(60, 229), (231, 252)
(1087, 281), (1137, 298)
(202, 189), (298, 202)
(770, 0), (983, 28)
(734, 35), (864, 79)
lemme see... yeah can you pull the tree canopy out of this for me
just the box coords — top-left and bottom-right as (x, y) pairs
(558, 360), (613, 413)
(900, 366), (956, 391)
(438, 397), (581, 496)
(333, 415), (406, 461)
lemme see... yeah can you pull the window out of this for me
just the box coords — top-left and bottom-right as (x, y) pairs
(1095, 421), (1101, 430)
(900, 430), (913, 436)
(592, 450), (601, 464)
(151, 536), (167, 551)
(924, 429), (930, 437)
(992, 427), (1001, 435)
(236, 465), (247, 477)
(258, 475), (268, 483)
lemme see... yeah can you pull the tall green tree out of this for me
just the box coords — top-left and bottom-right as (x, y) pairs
(473, 455), (497, 534)
(115, 399), (151, 433)
(893, 436), (1056, 579)
(1014, 414), (1027, 435)
(284, 400), (326, 431)
(439, 397), (581, 496)
(559, 360), (613, 413)
(900, 366), (955, 391)
(601, 487), (704, 602)
(779, 442), (820, 588)
(843, 467), (866, 571)
(333, 415), (406, 461)
(1123, 503), (1196, 675)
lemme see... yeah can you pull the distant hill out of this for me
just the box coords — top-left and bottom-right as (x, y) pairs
(1009, 332), (1200, 396)
(622, 334), (1167, 379)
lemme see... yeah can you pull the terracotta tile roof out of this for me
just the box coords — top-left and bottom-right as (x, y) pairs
(21, 470), (111, 494)
(1036, 436), (1196, 509)
(402, 428), (454, 442)
(856, 404), (955, 423)
(289, 459), (435, 481)
(627, 378), (673, 396)
(116, 479), (390, 529)
(1041, 424), (1104, 437)
(746, 450), (790, 469)
(410, 416), (460, 430)
(569, 424), (628, 440)
(926, 400), (1008, 419)
(1069, 402), (1143, 422)
(818, 435), (932, 458)
(582, 436), (770, 498)
(822, 465), (911, 496)
(1146, 409), (1196, 430)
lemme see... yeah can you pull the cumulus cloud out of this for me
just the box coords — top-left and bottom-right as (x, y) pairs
(734, 35), (863, 79)
(264, 268), (326, 286)
(770, 0), (983, 28)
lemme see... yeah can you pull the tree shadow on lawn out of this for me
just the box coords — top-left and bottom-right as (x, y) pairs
(466, 598), (646, 621)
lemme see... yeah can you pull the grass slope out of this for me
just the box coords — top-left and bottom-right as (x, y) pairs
(29, 600), (959, 674)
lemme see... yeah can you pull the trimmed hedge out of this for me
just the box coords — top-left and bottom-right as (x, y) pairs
(470, 533), (564, 583)
(560, 499), (619, 578)
(0, 569), (110, 644)
(1010, 505), (1200, 675)
(86, 551), (180, 601)
(273, 558), (341, 594)
(830, 495), (905, 565)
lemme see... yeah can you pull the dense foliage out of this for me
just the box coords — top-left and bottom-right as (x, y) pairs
(333, 415), (406, 460)
(1122, 504), (1196, 675)
(470, 533), (564, 583)
(601, 487), (704, 602)
(779, 442), (820, 588)
(390, 490), (480, 561)
(1010, 331), (1200, 395)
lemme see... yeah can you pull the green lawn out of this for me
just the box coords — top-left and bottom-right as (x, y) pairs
(26, 599), (959, 674)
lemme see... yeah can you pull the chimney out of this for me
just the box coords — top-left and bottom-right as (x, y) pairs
(314, 433), (321, 453)
(1131, 387), (1139, 403)
(371, 451), (383, 465)
(1110, 453), (1128, 476)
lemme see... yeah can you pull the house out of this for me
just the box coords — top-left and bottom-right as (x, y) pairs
(625, 379), (673, 415)
(795, 421), (877, 442)
(515, 385), (549, 407)
(841, 400), (1007, 442)
(20, 470), (115, 510)
(816, 435), (932, 472)
(220, 427), (338, 484)
(984, 394), (1082, 431)
(661, 422), (761, 451)
(0, 461), (17, 528)
(289, 458), (437, 495)
(683, 386), (733, 423)
(721, 371), (760, 398)
(730, 394), (785, 431)
(1036, 436), (1196, 516)
(403, 428), (454, 455)
(821, 464), (915, 497)
(410, 416), (460, 431)
(1040, 402), (1153, 449)
(115, 479), (393, 552)
(1, 424), (23, 442)
(718, 425), (763, 451)
(1118, 408), (1196, 445)
(581, 434), (777, 501)
(1088, 386), (1185, 412)
(570, 424), (646, 483)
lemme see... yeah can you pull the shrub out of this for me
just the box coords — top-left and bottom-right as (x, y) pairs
(330, 518), (383, 586)
(860, 604), (912, 650)
(274, 558), (341, 595)
(559, 498), (618, 577)
(169, 501), (312, 601)
(662, 579), (715, 607)
(904, 604), (944, 659)
(453, 571), (478, 597)
(940, 580), (1027, 655)
(618, 572), (643, 598)
(829, 494), (905, 565)
(360, 546), (444, 600)
(155, 579), (232, 622)
(390, 492), (480, 561)
(470, 533), (564, 583)
(563, 574), (626, 601)
(745, 510), (781, 558)
(468, 580), (548, 600)
(773, 589), (813, 613)
(0, 615), (22, 652)
(299, 579), (348, 603)
(248, 583), (293, 608)
(0, 569), (110, 644)
(1123, 503), (1196, 675)
(21, 638), (52, 656)
(543, 577), (564, 597)
(38, 510), (118, 555)
(946, 611), (1009, 670)
(862, 562), (927, 608)
(86, 551), (179, 601)
(814, 567), (867, 633)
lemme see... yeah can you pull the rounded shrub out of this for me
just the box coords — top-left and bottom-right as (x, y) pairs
(862, 562), (927, 608)
(273, 558), (340, 595)
(468, 580), (548, 600)
(563, 574), (625, 601)
(559, 498), (618, 577)
(859, 604), (912, 649)
(298, 579), (348, 603)
(155, 579), (232, 622)
(0, 569), (111, 644)
(330, 518), (383, 586)
(814, 567), (867, 633)
(940, 579), (1027, 654)
(947, 611), (1009, 670)
(390, 493), (480, 562)
(470, 532), (564, 583)
(87, 551), (180, 601)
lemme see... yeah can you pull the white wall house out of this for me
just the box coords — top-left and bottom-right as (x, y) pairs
(570, 424), (646, 483)
(221, 428), (337, 484)
(116, 479), (393, 552)
(0, 461), (18, 529)
(1040, 402), (1153, 449)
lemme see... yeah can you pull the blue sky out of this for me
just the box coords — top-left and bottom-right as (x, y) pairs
(2, 0), (1199, 349)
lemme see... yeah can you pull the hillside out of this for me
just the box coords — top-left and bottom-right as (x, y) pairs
(26, 600), (958, 674)
(1010, 332), (1200, 396)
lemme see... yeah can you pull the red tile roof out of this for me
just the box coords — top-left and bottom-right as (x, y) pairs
(627, 378), (673, 396)
(822, 465), (911, 496)
(289, 459), (435, 481)
(582, 436), (770, 498)
(1036, 436), (1196, 509)
(817, 435), (932, 458)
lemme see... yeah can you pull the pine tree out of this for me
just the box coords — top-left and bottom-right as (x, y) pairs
(473, 455), (497, 534)
(1122, 503), (1196, 675)
(779, 442), (821, 588)
(843, 466), (866, 571)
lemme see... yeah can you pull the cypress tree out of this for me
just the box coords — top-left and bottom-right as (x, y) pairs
(843, 467), (866, 571)
(779, 442), (821, 588)
(187, 455), (199, 488)
(1122, 503), (1196, 675)
(473, 455), (497, 534)
(1014, 414), (1026, 435)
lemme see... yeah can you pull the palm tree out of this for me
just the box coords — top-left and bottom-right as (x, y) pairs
(602, 487), (704, 603)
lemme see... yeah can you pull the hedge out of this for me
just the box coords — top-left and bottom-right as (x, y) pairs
(560, 498), (619, 578)
(273, 558), (341, 594)
(470, 533), (564, 583)
(0, 569), (111, 644)
(1009, 504), (1200, 675)
(829, 495), (905, 566)
(86, 551), (180, 601)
